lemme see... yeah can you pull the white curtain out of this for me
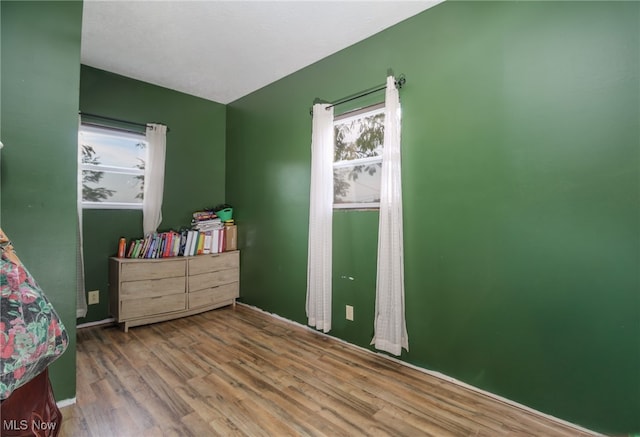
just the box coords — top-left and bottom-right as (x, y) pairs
(76, 214), (87, 318)
(371, 76), (409, 356)
(76, 117), (87, 318)
(306, 103), (334, 333)
(143, 124), (167, 235)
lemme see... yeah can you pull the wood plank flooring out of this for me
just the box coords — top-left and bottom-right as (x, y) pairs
(59, 305), (596, 436)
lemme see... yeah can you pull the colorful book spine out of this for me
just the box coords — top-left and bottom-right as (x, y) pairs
(132, 240), (143, 258)
(178, 231), (187, 256)
(197, 231), (205, 255)
(126, 241), (136, 258)
(171, 231), (181, 256)
(163, 232), (172, 258)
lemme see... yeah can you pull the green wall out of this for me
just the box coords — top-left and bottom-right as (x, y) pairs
(78, 66), (227, 324)
(1, 1), (83, 401)
(226, 2), (639, 434)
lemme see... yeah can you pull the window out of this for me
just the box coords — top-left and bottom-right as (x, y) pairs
(333, 103), (385, 209)
(79, 125), (148, 209)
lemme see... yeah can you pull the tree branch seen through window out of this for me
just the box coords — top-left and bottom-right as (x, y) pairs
(333, 105), (385, 208)
(78, 126), (147, 209)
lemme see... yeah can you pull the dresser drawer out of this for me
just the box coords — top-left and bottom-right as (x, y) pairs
(120, 293), (186, 320)
(120, 259), (186, 282)
(189, 268), (238, 293)
(188, 251), (239, 276)
(189, 282), (239, 309)
(120, 276), (185, 299)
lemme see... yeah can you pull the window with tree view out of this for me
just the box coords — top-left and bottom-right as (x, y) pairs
(333, 103), (385, 209)
(79, 125), (148, 209)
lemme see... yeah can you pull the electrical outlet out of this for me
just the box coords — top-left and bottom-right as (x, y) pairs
(88, 290), (99, 305)
(346, 305), (354, 321)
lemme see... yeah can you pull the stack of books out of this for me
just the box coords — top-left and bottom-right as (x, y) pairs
(192, 210), (223, 233)
(122, 228), (228, 259)
(118, 208), (237, 259)
(190, 209), (225, 254)
(125, 231), (183, 259)
(191, 209), (217, 223)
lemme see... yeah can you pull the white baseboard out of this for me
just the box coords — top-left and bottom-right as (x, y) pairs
(57, 397), (76, 408)
(236, 302), (600, 436)
(76, 317), (115, 329)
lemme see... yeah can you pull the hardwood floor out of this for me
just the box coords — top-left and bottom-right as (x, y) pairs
(59, 305), (595, 436)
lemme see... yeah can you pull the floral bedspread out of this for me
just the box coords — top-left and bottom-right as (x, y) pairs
(0, 229), (68, 400)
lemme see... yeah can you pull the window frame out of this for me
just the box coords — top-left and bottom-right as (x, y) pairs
(333, 102), (385, 210)
(78, 124), (148, 210)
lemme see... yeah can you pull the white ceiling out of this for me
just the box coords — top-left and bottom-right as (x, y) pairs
(81, 0), (443, 104)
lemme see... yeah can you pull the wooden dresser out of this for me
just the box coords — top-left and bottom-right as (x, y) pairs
(109, 251), (239, 332)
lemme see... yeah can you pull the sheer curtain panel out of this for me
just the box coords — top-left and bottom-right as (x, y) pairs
(143, 124), (167, 235)
(371, 76), (409, 355)
(76, 117), (87, 318)
(76, 217), (87, 318)
(306, 103), (334, 333)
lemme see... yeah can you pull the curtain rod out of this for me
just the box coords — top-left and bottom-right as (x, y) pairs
(310, 74), (406, 115)
(79, 112), (170, 132)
